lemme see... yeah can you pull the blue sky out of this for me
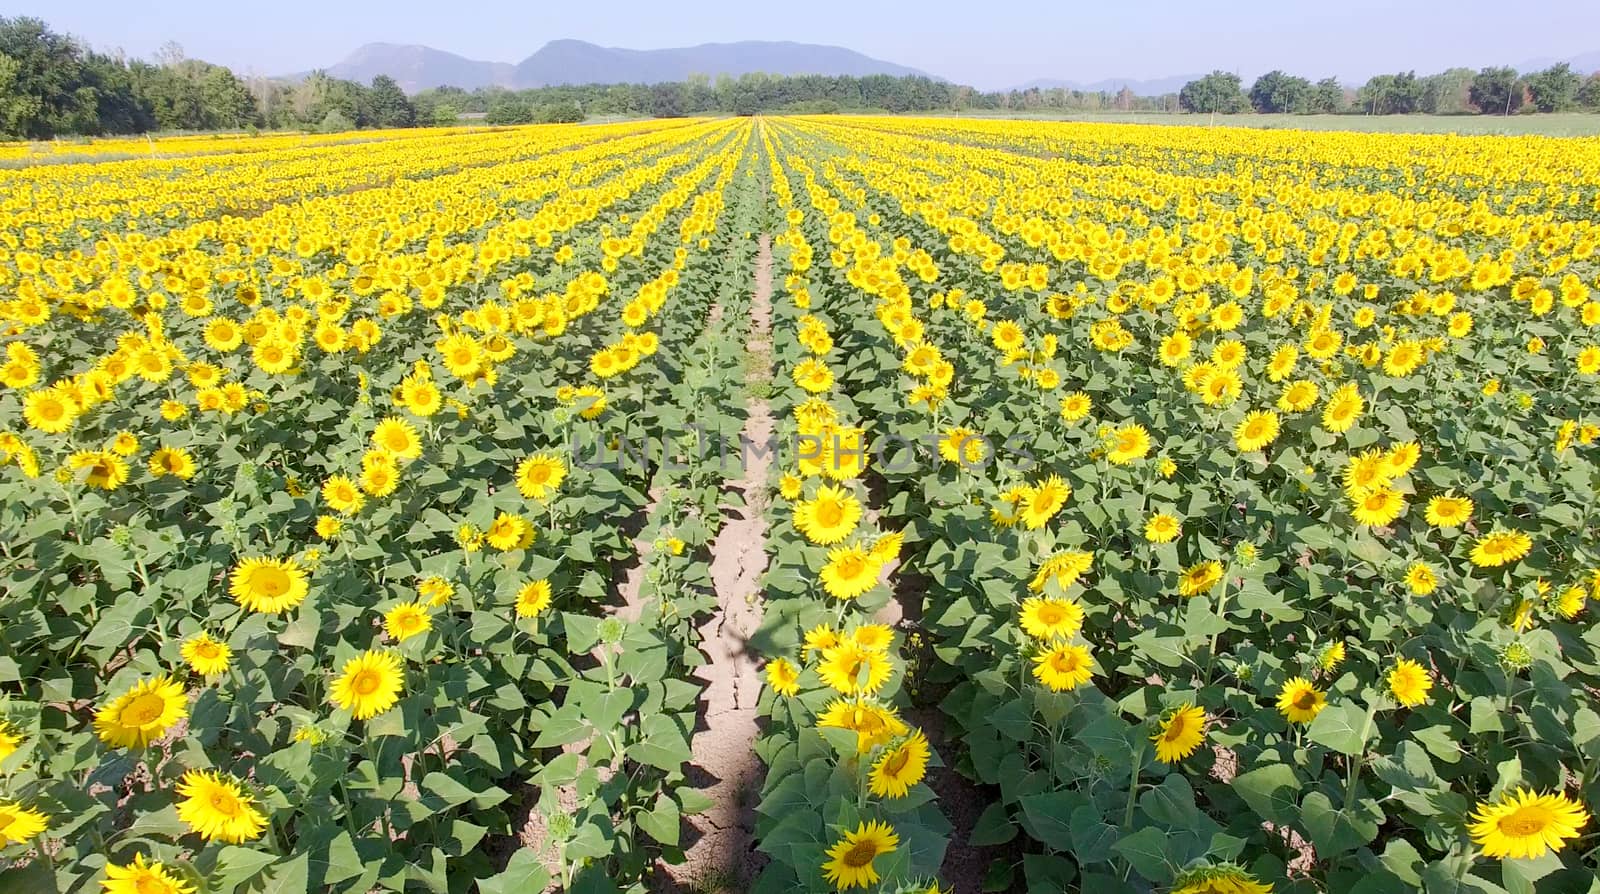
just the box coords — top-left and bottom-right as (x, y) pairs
(25, 0), (1600, 90)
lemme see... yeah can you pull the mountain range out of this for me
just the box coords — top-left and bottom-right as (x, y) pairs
(311, 39), (929, 93)
(298, 41), (1600, 97)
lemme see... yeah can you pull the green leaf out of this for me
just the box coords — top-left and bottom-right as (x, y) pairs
(1307, 701), (1375, 756)
(1112, 826), (1174, 883)
(1231, 763), (1302, 825)
(479, 850), (551, 894)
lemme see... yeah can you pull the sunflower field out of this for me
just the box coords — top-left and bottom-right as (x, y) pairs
(2, 115), (1600, 894)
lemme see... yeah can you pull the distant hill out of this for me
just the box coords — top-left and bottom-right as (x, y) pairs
(1514, 51), (1600, 74)
(301, 39), (933, 93)
(1011, 75), (1202, 95)
(325, 43), (515, 93)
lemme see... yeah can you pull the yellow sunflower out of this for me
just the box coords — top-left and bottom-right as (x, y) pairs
(1032, 643), (1094, 691)
(1387, 656), (1433, 707)
(1019, 475), (1071, 529)
(0, 800), (48, 846)
(175, 770), (268, 843)
(869, 729), (931, 798)
(820, 545), (883, 600)
(101, 853), (195, 894)
(1152, 704), (1207, 763)
(1144, 513), (1181, 544)
(229, 557), (310, 613)
(516, 452), (567, 500)
(94, 675), (187, 749)
(1179, 560), (1224, 597)
(1019, 597), (1084, 640)
(371, 416), (422, 461)
(821, 820), (899, 890)
(817, 698), (909, 753)
(321, 474), (365, 516)
(1233, 410), (1280, 453)
(330, 649), (404, 720)
(794, 483), (863, 545)
(180, 633), (233, 677)
(765, 658), (801, 697)
(817, 642), (892, 696)
(516, 579), (553, 617)
(384, 601), (431, 642)
(1468, 788), (1590, 860)
(1276, 677), (1326, 724)
(1470, 531), (1533, 568)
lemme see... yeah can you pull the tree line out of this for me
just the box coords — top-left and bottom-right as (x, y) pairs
(8, 14), (1600, 140)
(1180, 65), (1600, 115)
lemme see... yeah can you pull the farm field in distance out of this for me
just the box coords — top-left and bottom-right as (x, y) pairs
(1, 114), (1599, 894)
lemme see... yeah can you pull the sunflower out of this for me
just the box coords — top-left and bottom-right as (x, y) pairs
(1179, 560), (1224, 597)
(516, 453), (567, 500)
(1019, 475), (1070, 529)
(1351, 487), (1407, 527)
(821, 820), (899, 890)
(101, 853), (195, 894)
(419, 576), (454, 607)
(147, 446), (197, 480)
(321, 475), (365, 516)
(1404, 561), (1438, 595)
(1032, 643), (1094, 691)
(484, 512), (530, 551)
(1106, 423), (1152, 465)
(820, 545), (882, 600)
(1387, 656), (1433, 707)
(22, 387), (79, 434)
(371, 416), (422, 461)
(849, 624), (894, 652)
(384, 601), (431, 642)
(229, 557), (310, 613)
(330, 649), (404, 720)
(1276, 677), (1326, 724)
(94, 675), (187, 749)
(1058, 391), (1093, 422)
(1019, 597), (1084, 640)
(108, 430), (140, 456)
(0, 719), (19, 762)
(1321, 384), (1365, 433)
(1318, 641), (1347, 671)
(175, 770), (268, 843)
(515, 579), (552, 617)
(0, 800), (48, 846)
(1171, 863), (1273, 894)
(1152, 704), (1207, 763)
(817, 698), (909, 753)
(804, 624), (842, 662)
(359, 454), (400, 498)
(1424, 494), (1473, 527)
(1233, 410), (1280, 453)
(869, 729), (930, 798)
(1470, 530), (1533, 568)
(180, 633), (232, 676)
(817, 642), (892, 696)
(778, 473), (804, 500)
(1468, 788), (1590, 859)
(794, 483), (862, 545)
(1029, 550), (1095, 592)
(765, 658), (801, 697)
(68, 450), (129, 490)
(1144, 513), (1181, 543)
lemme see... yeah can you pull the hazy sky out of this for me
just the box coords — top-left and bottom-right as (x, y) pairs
(23, 0), (1600, 90)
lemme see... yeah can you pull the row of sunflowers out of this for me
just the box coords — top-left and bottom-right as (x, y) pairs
(744, 114), (1599, 894)
(0, 117), (774, 893)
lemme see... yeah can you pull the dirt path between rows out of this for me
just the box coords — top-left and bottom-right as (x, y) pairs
(657, 234), (774, 892)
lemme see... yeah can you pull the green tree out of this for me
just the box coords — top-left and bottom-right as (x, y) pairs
(1580, 73), (1600, 110)
(366, 75), (415, 127)
(1525, 63), (1581, 112)
(1418, 68), (1474, 114)
(1305, 78), (1345, 113)
(1358, 72), (1424, 114)
(536, 99), (583, 123)
(484, 94), (533, 124)
(1248, 70), (1311, 113)
(1468, 66), (1523, 114)
(1178, 71), (1249, 114)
